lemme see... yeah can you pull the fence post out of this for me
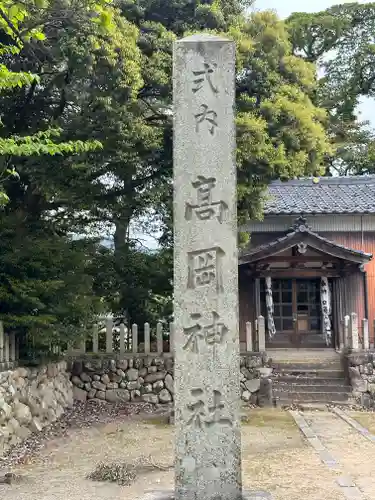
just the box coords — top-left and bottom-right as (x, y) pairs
(10, 333), (16, 362)
(363, 318), (369, 350)
(156, 322), (163, 354)
(144, 322), (151, 354)
(119, 323), (126, 355)
(245, 321), (253, 352)
(106, 316), (113, 353)
(4, 334), (9, 363)
(344, 315), (350, 348)
(169, 322), (175, 354)
(0, 321), (4, 363)
(350, 312), (359, 351)
(92, 323), (99, 354)
(132, 324), (138, 354)
(80, 337), (86, 354)
(258, 315), (266, 352)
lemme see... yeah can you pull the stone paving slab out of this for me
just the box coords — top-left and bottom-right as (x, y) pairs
(290, 411), (366, 499)
(332, 408), (375, 443)
(139, 490), (273, 499)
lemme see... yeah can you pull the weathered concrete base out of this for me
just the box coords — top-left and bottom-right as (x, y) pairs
(139, 490), (273, 499)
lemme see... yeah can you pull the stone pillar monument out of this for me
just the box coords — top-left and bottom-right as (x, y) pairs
(140, 33), (272, 500)
(173, 34), (241, 500)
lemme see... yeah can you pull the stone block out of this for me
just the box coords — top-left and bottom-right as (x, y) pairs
(13, 402), (32, 425)
(0, 400), (12, 424)
(127, 368), (139, 381)
(71, 376), (84, 388)
(142, 394), (159, 404)
(105, 389), (130, 403)
(164, 374), (174, 394)
(101, 374), (110, 385)
(80, 372), (91, 383)
(245, 379), (261, 393)
(88, 389), (96, 399)
(130, 389), (141, 401)
(29, 417), (43, 433)
(127, 381), (141, 391)
(16, 426), (31, 439)
(73, 386), (87, 402)
(92, 381), (106, 391)
(257, 367), (273, 378)
(117, 359), (128, 371)
(241, 367), (252, 379)
(158, 389), (172, 404)
(71, 360), (83, 376)
(96, 391), (106, 400)
(144, 371), (166, 384)
(142, 383), (153, 394)
(13, 367), (29, 379)
(153, 380), (164, 392)
(258, 379), (273, 408)
(109, 373), (122, 383)
(241, 390), (251, 402)
(348, 353), (372, 366)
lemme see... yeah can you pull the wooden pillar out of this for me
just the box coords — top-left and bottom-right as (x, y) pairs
(336, 279), (344, 350)
(255, 278), (261, 319)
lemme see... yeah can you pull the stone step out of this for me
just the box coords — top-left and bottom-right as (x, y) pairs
(276, 399), (356, 409)
(272, 361), (343, 370)
(273, 390), (352, 403)
(273, 376), (348, 385)
(272, 383), (351, 393)
(275, 369), (345, 379)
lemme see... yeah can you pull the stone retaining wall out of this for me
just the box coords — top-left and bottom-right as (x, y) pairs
(69, 352), (274, 406)
(0, 361), (73, 455)
(346, 352), (375, 408)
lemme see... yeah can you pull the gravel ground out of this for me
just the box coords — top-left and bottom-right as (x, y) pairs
(0, 400), (162, 471)
(0, 404), (355, 500)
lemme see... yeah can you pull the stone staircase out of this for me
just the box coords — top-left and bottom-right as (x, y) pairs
(269, 350), (354, 407)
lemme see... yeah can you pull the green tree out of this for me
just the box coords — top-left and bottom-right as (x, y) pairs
(0, 0), (143, 350)
(0, 1), (116, 204)
(1, 1), (333, 338)
(287, 2), (375, 175)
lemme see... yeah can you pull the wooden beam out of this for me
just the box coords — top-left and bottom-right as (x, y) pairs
(257, 269), (341, 278)
(264, 256), (341, 264)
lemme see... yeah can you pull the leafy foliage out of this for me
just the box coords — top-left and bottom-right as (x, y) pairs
(0, 0), (337, 348)
(287, 2), (375, 175)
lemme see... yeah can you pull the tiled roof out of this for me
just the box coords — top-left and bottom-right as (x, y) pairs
(265, 175), (375, 215)
(239, 217), (372, 264)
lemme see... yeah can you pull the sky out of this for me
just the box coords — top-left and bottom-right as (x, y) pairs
(254, 0), (365, 19)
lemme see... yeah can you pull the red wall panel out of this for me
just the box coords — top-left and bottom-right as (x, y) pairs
(323, 232), (375, 343)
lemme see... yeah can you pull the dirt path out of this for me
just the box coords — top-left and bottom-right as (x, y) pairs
(0, 407), (361, 500)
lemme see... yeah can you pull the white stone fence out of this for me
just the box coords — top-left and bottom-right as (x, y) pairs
(341, 313), (371, 351)
(68, 318), (175, 356)
(0, 321), (18, 370)
(69, 316), (268, 356)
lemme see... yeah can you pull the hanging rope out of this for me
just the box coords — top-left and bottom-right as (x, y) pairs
(265, 276), (276, 339)
(320, 277), (332, 346)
